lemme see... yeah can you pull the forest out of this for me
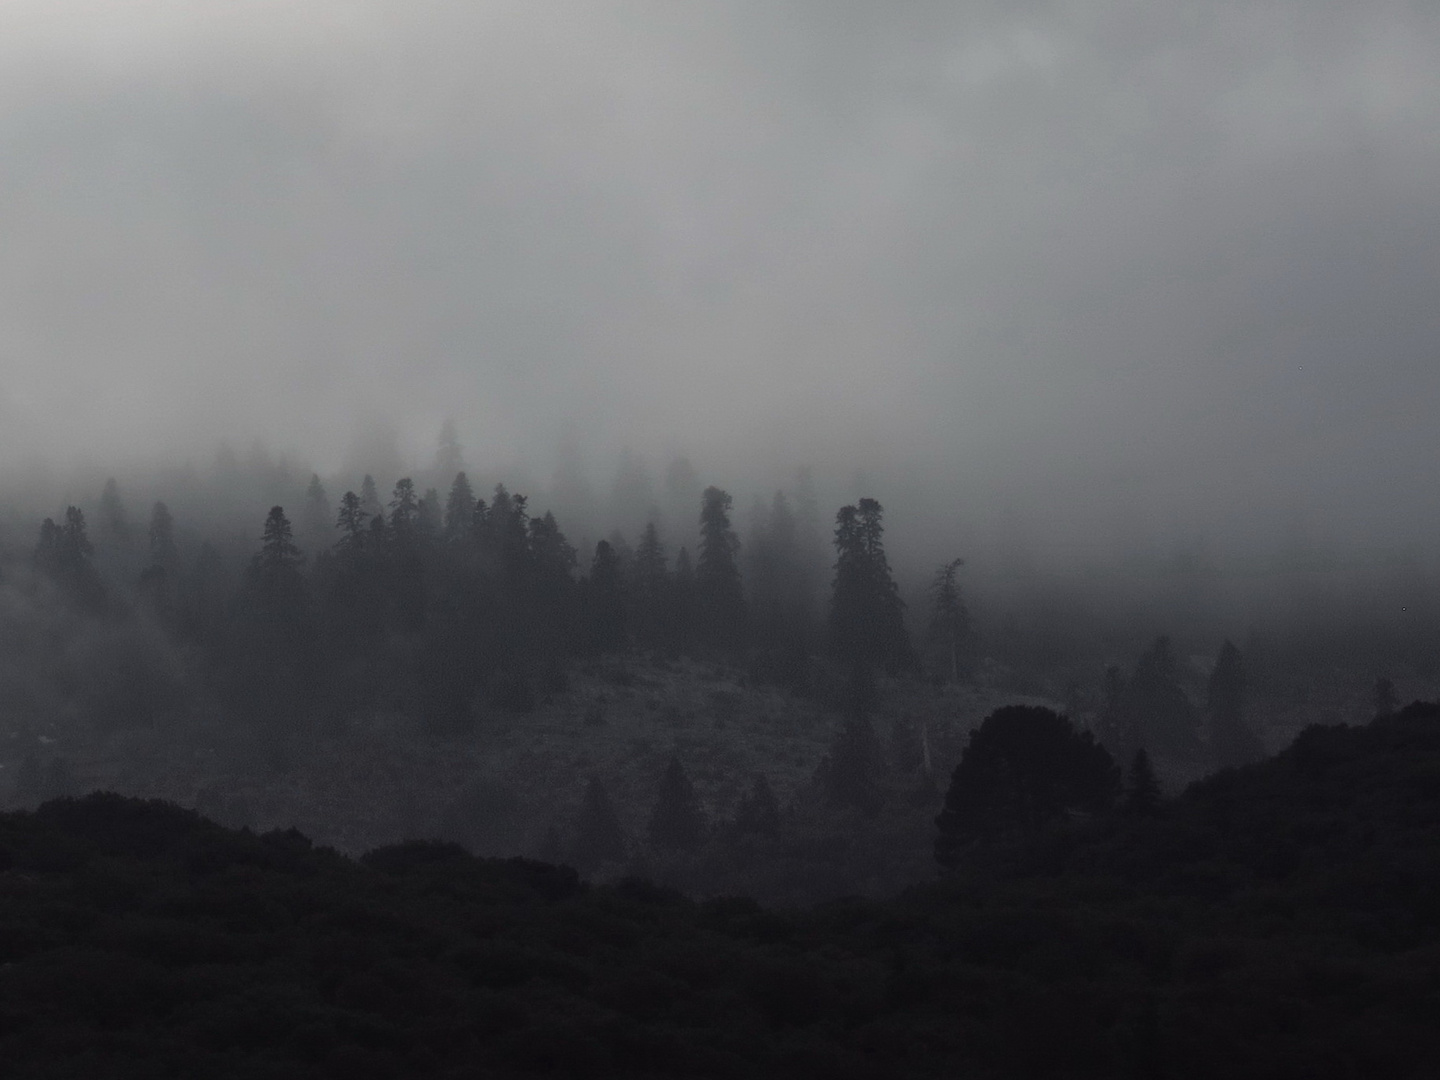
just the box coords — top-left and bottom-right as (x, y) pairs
(1, 432), (1439, 1075)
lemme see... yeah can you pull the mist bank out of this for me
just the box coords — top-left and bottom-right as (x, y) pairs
(3, 429), (1438, 689)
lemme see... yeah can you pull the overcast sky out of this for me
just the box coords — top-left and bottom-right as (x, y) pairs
(1, 1), (1437, 560)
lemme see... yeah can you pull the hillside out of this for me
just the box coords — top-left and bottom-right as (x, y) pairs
(2, 704), (1439, 1077)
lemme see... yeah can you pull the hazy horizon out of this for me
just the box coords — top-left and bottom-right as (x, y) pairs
(2, 2), (1437, 576)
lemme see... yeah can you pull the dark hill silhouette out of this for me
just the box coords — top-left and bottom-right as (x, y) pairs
(1, 706), (1439, 1077)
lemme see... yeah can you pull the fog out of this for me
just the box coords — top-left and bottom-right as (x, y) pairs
(2, 1), (1439, 584)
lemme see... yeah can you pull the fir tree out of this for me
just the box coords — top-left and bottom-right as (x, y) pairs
(359, 474), (382, 521)
(829, 498), (911, 673)
(928, 558), (968, 683)
(696, 486), (746, 646)
(444, 472), (476, 543)
(148, 501), (178, 572)
(1207, 640), (1263, 767)
(335, 491), (367, 550)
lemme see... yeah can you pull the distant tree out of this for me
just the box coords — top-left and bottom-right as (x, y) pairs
(585, 540), (626, 652)
(359, 474), (382, 521)
(444, 472), (476, 544)
(434, 419), (464, 479)
(389, 478), (419, 537)
(148, 502), (178, 571)
(696, 486), (746, 646)
(1118, 636), (1203, 760)
(335, 491), (367, 550)
(732, 774), (781, 836)
(631, 522), (669, 644)
(98, 477), (130, 543)
(829, 498), (911, 674)
(252, 506), (304, 585)
(1374, 676), (1397, 719)
(572, 777), (627, 870)
(1207, 640), (1264, 767)
(934, 705), (1119, 865)
(37, 508), (104, 610)
(927, 558), (968, 683)
(1124, 748), (1162, 816)
(647, 757), (707, 851)
(303, 474), (331, 541)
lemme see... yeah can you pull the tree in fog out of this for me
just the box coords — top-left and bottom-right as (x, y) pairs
(138, 501), (180, 621)
(236, 507), (316, 737)
(36, 508), (104, 611)
(1119, 636), (1203, 760)
(1207, 640), (1264, 768)
(927, 558), (968, 683)
(303, 474), (331, 540)
(335, 491), (367, 550)
(829, 498), (911, 674)
(696, 486), (745, 646)
(359, 474), (382, 520)
(434, 419), (464, 479)
(389, 478), (420, 538)
(443, 472), (475, 543)
(584, 540), (626, 652)
(98, 478), (130, 543)
(631, 521), (669, 645)
(934, 706), (1119, 865)
(647, 756), (706, 851)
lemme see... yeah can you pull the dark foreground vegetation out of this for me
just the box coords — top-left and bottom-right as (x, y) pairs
(2, 703), (1438, 1079)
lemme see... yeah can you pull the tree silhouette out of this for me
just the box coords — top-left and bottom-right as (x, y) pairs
(631, 522), (669, 644)
(1207, 640), (1264, 767)
(335, 491), (367, 551)
(585, 540), (626, 652)
(1118, 636), (1202, 760)
(829, 498), (910, 674)
(935, 705), (1119, 865)
(928, 558), (968, 683)
(444, 472), (476, 543)
(696, 486), (746, 646)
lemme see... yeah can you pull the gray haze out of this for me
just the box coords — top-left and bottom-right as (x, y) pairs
(2, 2), (1438, 572)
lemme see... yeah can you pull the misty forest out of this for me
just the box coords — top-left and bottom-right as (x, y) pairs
(3, 2), (1440, 1078)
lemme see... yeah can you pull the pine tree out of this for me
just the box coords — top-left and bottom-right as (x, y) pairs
(647, 756), (707, 850)
(829, 498), (910, 673)
(99, 477), (130, 543)
(586, 540), (626, 651)
(389, 478), (420, 539)
(359, 474), (382, 521)
(434, 419), (464, 479)
(1207, 639), (1263, 767)
(148, 502), (178, 571)
(632, 521), (669, 644)
(1119, 636), (1202, 760)
(928, 558), (968, 683)
(335, 491), (367, 550)
(696, 486), (745, 646)
(444, 472), (476, 543)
